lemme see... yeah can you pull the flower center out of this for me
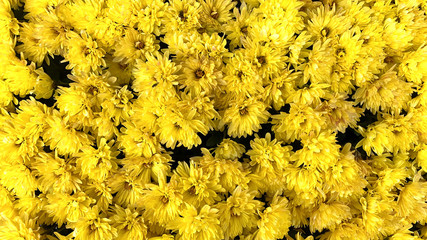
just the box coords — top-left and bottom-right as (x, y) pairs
(195, 69), (205, 79)
(211, 11), (219, 20)
(135, 41), (145, 50)
(321, 27), (330, 37)
(239, 107), (249, 115)
(161, 195), (169, 204)
(124, 182), (132, 190)
(257, 56), (266, 65)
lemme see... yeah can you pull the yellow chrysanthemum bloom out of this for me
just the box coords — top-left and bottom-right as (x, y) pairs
(213, 138), (246, 160)
(64, 31), (106, 73)
(194, 148), (250, 192)
(219, 97), (270, 138)
(68, 207), (118, 240)
(110, 205), (148, 240)
(139, 178), (183, 227)
(44, 192), (94, 227)
(252, 195), (292, 240)
(309, 202), (352, 233)
(33, 151), (81, 194)
(272, 103), (326, 143)
(113, 28), (160, 64)
(354, 68), (414, 115)
(132, 51), (180, 100)
(76, 137), (119, 182)
(42, 110), (94, 156)
(172, 161), (225, 208)
(167, 204), (224, 240)
(247, 133), (293, 193)
(216, 186), (262, 239)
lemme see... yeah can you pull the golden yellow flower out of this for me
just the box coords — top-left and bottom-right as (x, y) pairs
(68, 206), (117, 240)
(132, 51), (180, 100)
(33, 151), (81, 194)
(252, 195), (292, 240)
(42, 110), (94, 156)
(64, 31), (106, 73)
(139, 178), (183, 227)
(213, 138), (246, 160)
(113, 28), (160, 64)
(167, 204), (224, 240)
(216, 187), (262, 239)
(44, 192), (94, 227)
(353, 69), (414, 115)
(309, 202), (352, 233)
(76, 137), (119, 182)
(172, 161), (224, 208)
(110, 205), (148, 240)
(219, 97), (270, 138)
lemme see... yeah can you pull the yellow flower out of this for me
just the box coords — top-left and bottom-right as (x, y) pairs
(83, 180), (113, 212)
(133, 0), (168, 36)
(416, 144), (427, 172)
(303, 39), (336, 84)
(33, 151), (81, 194)
(110, 205), (148, 240)
(180, 53), (224, 97)
(252, 195), (292, 240)
(272, 103), (326, 143)
(319, 93), (363, 133)
(357, 114), (418, 156)
(167, 204), (224, 240)
(42, 110), (94, 156)
(223, 51), (263, 98)
(16, 21), (49, 65)
(353, 69), (414, 115)
(306, 4), (351, 41)
(68, 206), (117, 240)
(76, 138), (119, 182)
(0, 161), (38, 197)
(33, 68), (54, 99)
(155, 102), (210, 149)
(397, 176), (427, 222)
(31, 12), (72, 55)
(399, 45), (427, 85)
(3, 58), (38, 97)
(0, 213), (42, 240)
(247, 133), (293, 193)
(309, 202), (352, 233)
(194, 148), (250, 192)
(241, 40), (287, 79)
(219, 97), (270, 138)
(139, 178), (183, 227)
(113, 28), (160, 64)
(216, 187), (262, 239)
(0, 80), (15, 107)
(383, 17), (414, 52)
(225, 2), (253, 50)
(44, 192), (94, 227)
(165, 0), (202, 32)
(196, 32), (232, 59)
(323, 143), (367, 199)
(291, 131), (340, 171)
(118, 121), (162, 157)
(199, 0), (236, 32)
(214, 138), (246, 160)
(64, 31), (106, 73)
(286, 82), (329, 105)
(108, 170), (146, 207)
(172, 161), (225, 208)
(132, 51), (180, 100)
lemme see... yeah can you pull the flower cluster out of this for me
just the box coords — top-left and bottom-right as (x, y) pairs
(0, 0), (427, 239)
